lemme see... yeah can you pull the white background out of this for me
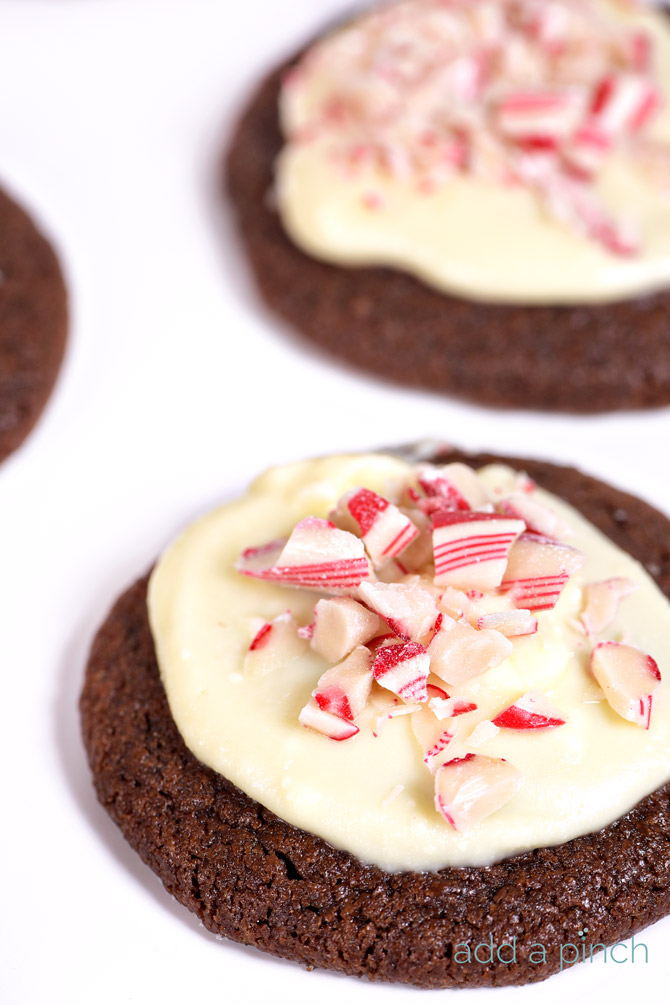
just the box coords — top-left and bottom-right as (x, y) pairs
(1, 1), (670, 1002)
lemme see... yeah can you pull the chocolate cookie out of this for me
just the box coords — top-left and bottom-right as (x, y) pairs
(80, 451), (670, 988)
(225, 55), (670, 414)
(0, 186), (68, 463)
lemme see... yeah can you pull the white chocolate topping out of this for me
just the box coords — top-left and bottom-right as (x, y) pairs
(275, 0), (670, 304)
(148, 454), (670, 871)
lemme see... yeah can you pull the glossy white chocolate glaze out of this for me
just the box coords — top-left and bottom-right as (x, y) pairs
(149, 455), (670, 870)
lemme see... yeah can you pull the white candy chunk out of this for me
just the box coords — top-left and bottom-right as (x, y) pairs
(591, 642), (661, 730)
(434, 755), (522, 831)
(501, 533), (584, 611)
(428, 618), (512, 686)
(357, 580), (438, 643)
(237, 517), (370, 592)
(411, 705), (455, 772)
(432, 512), (525, 591)
(497, 493), (571, 539)
(298, 699), (360, 741)
(581, 578), (638, 636)
(492, 690), (566, 730)
(417, 462), (490, 511)
(343, 487), (419, 568)
(312, 645), (374, 721)
(310, 597), (382, 662)
(477, 610), (538, 637)
(243, 613), (307, 676)
(372, 642), (430, 703)
(467, 721), (500, 749)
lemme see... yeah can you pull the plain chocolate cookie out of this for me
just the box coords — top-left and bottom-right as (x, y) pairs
(80, 450), (670, 988)
(0, 186), (68, 463)
(225, 52), (670, 414)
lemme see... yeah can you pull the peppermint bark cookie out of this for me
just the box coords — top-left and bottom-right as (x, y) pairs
(226, 0), (670, 412)
(0, 186), (68, 463)
(81, 448), (670, 988)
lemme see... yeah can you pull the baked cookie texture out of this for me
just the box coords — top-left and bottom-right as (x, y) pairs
(225, 58), (670, 414)
(80, 451), (670, 988)
(0, 186), (68, 463)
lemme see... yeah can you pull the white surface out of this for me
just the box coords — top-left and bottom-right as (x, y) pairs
(0, 1), (669, 1003)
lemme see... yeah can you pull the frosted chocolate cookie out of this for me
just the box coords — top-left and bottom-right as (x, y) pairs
(0, 186), (68, 462)
(81, 448), (670, 987)
(226, 0), (670, 412)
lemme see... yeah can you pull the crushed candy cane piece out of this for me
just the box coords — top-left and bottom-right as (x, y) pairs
(358, 580), (439, 642)
(581, 577), (638, 636)
(313, 645), (373, 721)
(299, 699), (360, 740)
(373, 641), (430, 703)
(477, 610), (538, 637)
(428, 617), (513, 686)
(501, 533), (584, 611)
(311, 596), (382, 662)
(591, 641), (661, 729)
(237, 517), (370, 592)
(343, 487), (419, 567)
(411, 705), (455, 771)
(244, 613), (307, 676)
(434, 755), (522, 830)
(492, 689), (567, 729)
(433, 512), (525, 591)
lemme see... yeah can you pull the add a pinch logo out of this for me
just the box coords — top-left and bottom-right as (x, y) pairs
(453, 930), (649, 970)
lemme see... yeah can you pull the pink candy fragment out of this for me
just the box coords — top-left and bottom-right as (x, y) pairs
(492, 689), (566, 730)
(501, 533), (584, 611)
(432, 511), (525, 591)
(428, 617), (512, 686)
(357, 580), (439, 643)
(237, 517), (370, 592)
(298, 700), (360, 741)
(591, 641), (661, 729)
(345, 487), (419, 567)
(434, 754), (522, 831)
(372, 641), (430, 703)
(311, 596), (382, 662)
(581, 577), (638, 636)
(476, 610), (538, 637)
(312, 645), (374, 721)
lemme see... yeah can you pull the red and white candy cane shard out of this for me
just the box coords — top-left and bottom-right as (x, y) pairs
(357, 580), (439, 644)
(428, 618), (513, 686)
(313, 645), (374, 721)
(310, 596), (382, 663)
(496, 493), (571, 540)
(492, 689), (566, 730)
(237, 517), (371, 592)
(591, 641), (661, 730)
(590, 73), (660, 136)
(244, 613), (306, 677)
(415, 462), (489, 512)
(411, 705), (455, 772)
(298, 699), (360, 741)
(476, 610), (538, 637)
(344, 487), (419, 567)
(429, 696), (479, 720)
(581, 577), (638, 636)
(496, 90), (582, 146)
(501, 533), (584, 611)
(432, 511), (525, 591)
(434, 755), (522, 831)
(372, 641), (430, 703)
